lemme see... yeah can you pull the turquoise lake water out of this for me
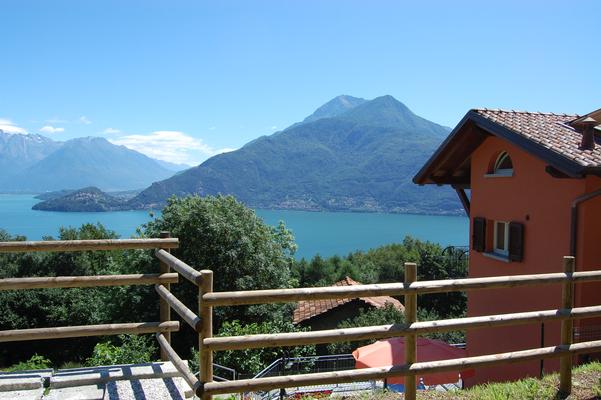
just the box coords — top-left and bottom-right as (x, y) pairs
(0, 194), (468, 259)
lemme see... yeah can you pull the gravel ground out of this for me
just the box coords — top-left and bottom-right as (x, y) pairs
(104, 377), (191, 400)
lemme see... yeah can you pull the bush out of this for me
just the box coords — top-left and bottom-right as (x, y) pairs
(85, 335), (157, 367)
(190, 320), (315, 376)
(4, 354), (52, 372)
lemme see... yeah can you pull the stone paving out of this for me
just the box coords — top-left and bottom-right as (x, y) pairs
(0, 362), (193, 400)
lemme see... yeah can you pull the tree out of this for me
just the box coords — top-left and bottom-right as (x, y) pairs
(143, 195), (297, 333)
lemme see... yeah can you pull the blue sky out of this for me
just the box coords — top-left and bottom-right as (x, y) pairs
(1, 1), (599, 165)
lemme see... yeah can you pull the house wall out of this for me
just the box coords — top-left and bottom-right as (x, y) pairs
(465, 135), (587, 386)
(574, 176), (601, 339)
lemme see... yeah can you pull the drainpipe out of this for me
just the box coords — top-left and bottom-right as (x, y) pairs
(569, 188), (601, 257)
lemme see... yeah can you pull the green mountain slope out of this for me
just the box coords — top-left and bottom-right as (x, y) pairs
(130, 95), (462, 215)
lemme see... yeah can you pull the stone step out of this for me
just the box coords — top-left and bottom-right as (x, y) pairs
(0, 388), (44, 400)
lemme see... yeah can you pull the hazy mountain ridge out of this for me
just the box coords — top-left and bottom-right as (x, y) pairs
(0, 132), (184, 193)
(128, 95), (461, 215)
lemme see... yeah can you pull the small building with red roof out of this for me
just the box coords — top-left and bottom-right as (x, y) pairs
(414, 107), (601, 385)
(293, 276), (404, 331)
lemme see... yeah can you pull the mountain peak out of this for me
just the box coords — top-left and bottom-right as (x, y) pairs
(302, 95), (367, 123)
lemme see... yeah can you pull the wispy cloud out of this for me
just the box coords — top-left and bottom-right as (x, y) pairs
(46, 117), (68, 124)
(103, 128), (121, 134)
(0, 118), (27, 135)
(79, 116), (92, 125)
(110, 131), (236, 165)
(39, 125), (65, 134)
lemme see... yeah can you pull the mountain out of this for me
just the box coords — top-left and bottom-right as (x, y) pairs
(32, 187), (124, 212)
(0, 130), (62, 176)
(155, 160), (190, 172)
(129, 95), (461, 215)
(1, 137), (175, 192)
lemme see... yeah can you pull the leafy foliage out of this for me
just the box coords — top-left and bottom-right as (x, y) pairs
(293, 237), (468, 318)
(210, 320), (315, 376)
(143, 195), (297, 331)
(3, 354), (52, 372)
(85, 335), (157, 367)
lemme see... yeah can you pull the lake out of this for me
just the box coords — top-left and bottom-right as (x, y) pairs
(0, 194), (468, 259)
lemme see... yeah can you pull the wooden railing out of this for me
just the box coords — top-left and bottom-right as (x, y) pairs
(198, 256), (601, 400)
(4, 238), (601, 400)
(0, 234), (206, 395)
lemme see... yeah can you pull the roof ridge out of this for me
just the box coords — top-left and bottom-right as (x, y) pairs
(474, 108), (578, 117)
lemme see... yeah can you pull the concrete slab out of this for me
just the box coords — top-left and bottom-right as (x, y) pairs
(0, 375), (43, 392)
(104, 377), (192, 400)
(50, 362), (185, 389)
(0, 388), (44, 400)
(43, 384), (105, 400)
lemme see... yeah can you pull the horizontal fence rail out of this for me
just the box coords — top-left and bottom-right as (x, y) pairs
(155, 284), (202, 331)
(0, 321), (180, 343)
(155, 249), (203, 286)
(0, 238), (179, 253)
(0, 273), (179, 291)
(201, 270), (601, 307)
(202, 340), (601, 396)
(204, 304), (601, 351)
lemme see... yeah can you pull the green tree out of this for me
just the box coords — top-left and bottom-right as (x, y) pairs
(143, 195), (297, 329)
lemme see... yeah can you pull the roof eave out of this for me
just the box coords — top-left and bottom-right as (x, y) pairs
(413, 110), (587, 185)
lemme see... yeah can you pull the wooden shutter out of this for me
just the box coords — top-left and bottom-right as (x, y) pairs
(472, 217), (486, 252)
(509, 222), (525, 262)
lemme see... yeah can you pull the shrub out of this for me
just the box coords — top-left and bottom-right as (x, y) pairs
(4, 354), (52, 372)
(85, 335), (156, 367)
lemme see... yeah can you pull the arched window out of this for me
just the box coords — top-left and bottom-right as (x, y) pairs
(492, 152), (513, 175)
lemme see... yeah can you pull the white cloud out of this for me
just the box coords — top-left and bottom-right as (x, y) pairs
(46, 117), (68, 124)
(110, 130), (236, 165)
(0, 118), (27, 135)
(39, 125), (65, 134)
(209, 126), (217, 130)
(103, 128), (121, 134)
(79, 116), (92, 125)
(271, 126), (278, 130)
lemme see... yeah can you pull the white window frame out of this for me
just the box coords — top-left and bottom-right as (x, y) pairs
(485, 152), (514, 177)
(493, 221), (510, 256)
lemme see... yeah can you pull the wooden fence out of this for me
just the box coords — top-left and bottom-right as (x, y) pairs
(3, 238), (601, 400)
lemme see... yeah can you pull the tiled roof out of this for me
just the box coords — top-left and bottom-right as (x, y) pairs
(473, 109), (601, 167)
(292, 276), (404, 324)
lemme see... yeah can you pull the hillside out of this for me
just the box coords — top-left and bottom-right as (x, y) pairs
(0, 136), (175, 192)
(130, 95), (461, 215)
(32, 187), (124, 212)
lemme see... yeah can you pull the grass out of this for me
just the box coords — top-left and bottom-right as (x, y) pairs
(341, 362), (601, 400)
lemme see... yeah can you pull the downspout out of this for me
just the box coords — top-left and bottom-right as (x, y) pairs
(569, 188), (601, 257)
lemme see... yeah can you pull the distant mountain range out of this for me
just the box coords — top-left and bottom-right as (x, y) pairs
(0, 131), (188, 192)
(127, 95), (461, 214)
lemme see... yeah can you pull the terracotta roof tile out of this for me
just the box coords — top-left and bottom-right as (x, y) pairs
(292, 277), (404, 324)
(473, 109), (601, 167)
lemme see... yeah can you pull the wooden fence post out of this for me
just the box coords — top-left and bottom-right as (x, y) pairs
(404, 262), (417, 400)
(199, 270), (214, 400)
(159, 231), (171, 361)
(559, 256), (575, 397)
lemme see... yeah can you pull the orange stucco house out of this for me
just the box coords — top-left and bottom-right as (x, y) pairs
(414, 107), (601, 385)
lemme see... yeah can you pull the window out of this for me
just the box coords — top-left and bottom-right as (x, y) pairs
(472, 217), (524, 262)
(486, 151), (514, 177)
(494, 221), (509, 256)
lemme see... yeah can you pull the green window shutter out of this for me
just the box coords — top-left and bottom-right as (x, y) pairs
(509, 221), (525, 262)
(472, 217), (486, 252)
